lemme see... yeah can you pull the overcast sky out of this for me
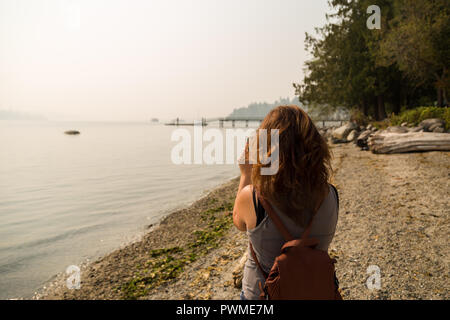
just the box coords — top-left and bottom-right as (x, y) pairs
(0, 0), (330, 121)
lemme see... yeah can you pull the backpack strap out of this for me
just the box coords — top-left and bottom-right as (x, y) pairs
(248, 190), (294, 280)
(249, 242), (268, 279)
(255, 190), (294, 242)
(300, 209), (315, 241)
(303, 184), (335, 239)
(249, 188), (325, 279)
(256, 187), (327, 240)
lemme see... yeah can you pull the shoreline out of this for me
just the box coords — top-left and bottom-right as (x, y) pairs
(33, 143), (450, 300)
(33, 176), (242, 300)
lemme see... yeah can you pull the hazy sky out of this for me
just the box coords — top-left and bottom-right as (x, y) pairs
(0, 0), (330, 121)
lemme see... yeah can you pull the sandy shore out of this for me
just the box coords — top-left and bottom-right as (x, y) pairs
(35, 143), (449, 300)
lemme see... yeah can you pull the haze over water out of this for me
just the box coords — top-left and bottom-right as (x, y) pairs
(0, 0), (333, 299)
(0, 120), (245, 299)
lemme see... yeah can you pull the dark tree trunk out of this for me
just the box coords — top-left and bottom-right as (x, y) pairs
(377, 95), (387, 120)
(373, 97), (380, 121)
(393, 101), (401, 115)
(362, 99), (369, 116)
(437, 87), (443, 107)
(406, 94), (411, 109)
(393, 90), (401, 114)
(444, 89), (448, 107)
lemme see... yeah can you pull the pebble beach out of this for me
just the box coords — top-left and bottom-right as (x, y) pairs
(34, 143), (450, 300)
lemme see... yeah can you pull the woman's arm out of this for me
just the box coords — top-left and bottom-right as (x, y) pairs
(233, 141), (253, 231)
(237, 167), (252, 194)
(233, 175), (252, 231)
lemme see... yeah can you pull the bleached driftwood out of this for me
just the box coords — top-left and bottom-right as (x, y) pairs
(368, 131), (450, 154)
(232, 251), (248, 288)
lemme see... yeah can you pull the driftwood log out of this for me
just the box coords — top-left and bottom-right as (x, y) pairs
(368, 132), (450, 154)
(232, 251), (248, 288)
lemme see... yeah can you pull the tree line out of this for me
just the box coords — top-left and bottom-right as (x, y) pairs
(228, 97), (301, 118)
(293, 0), (449, 121)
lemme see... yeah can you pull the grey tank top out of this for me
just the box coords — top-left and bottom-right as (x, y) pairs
(242, 184), (339, 300)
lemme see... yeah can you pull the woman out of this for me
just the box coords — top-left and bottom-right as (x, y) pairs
(233, 105), (339, 300)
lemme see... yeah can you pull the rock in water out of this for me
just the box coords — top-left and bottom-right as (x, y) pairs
(64, 130), (80, 135)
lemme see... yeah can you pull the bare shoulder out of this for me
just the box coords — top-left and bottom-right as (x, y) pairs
(236, 184), (253, 203)
(233, 185), (255, 231)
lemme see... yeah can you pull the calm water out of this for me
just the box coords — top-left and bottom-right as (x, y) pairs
(0, 120), (245, 299)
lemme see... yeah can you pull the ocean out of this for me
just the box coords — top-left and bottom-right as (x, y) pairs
(0, 120), (249, 299)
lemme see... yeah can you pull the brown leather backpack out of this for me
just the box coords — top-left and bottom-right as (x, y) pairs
(249, 191), (342, 300)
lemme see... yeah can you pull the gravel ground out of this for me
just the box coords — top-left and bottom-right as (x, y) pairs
(329, 143), (449, 299)
(34, 143), (449, 300)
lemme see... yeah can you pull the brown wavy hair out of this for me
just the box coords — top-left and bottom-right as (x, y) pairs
(252, 105), (332, 227)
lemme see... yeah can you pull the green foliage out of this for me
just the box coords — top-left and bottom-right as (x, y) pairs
(294, 0), (449, 119)
(370, 120), (391, 130)
(350, 108), (370, 126)
(390, 107), (450, 129)
(377, 0), (450, 106)
(149, 247), (183, 258)
(121, 202), (234, 300)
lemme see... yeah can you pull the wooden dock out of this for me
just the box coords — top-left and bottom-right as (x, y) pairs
(165, 117), (347, 128)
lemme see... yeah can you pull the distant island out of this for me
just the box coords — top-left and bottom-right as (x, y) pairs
(227, 97), (349, 121)
(227, 97), (301, 118)
(164, 97), (349, 127)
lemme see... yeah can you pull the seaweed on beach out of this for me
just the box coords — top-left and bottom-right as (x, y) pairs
(121, 202), (234, 300)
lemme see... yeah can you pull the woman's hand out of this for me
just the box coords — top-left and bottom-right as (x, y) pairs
(234, 140), (254, 232)
(237, 140), (252, 195)
(238, 140), (252, 177)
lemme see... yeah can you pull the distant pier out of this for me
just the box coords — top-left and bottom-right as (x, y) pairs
(164, 116), (264, 128)
(165, 117), (347, 128)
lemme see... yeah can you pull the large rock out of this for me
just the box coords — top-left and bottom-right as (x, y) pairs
(386, 126), (408, 134)
(409, 126), (424, 133)
(429, 122), (444, 132)
(347, 130), (359, 142)
(433, 127), (445, 133)
(419, 118), (445, 131)
(356, 130), (373, 150)
(64, 130), (80, 135)
(332, 122), (358, 142)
